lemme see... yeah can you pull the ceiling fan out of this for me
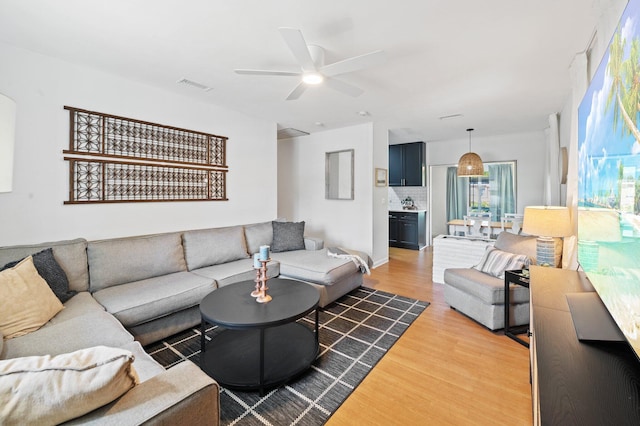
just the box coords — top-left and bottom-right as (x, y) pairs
(234, 27), (385, 100)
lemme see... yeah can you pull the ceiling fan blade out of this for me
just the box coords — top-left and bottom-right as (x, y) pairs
(286, 82), (307, 100)
(278, 27), (317, 71)
(234, 69), (301, 77)
(324, 77), (364, 97)
(321, 50), (386, 77)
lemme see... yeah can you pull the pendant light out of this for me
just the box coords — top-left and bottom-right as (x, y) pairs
(457, 128), (484, 177)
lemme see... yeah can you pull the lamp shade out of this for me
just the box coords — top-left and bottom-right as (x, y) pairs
(457, 128), (484, 177)
(457, 152), (484, 177)
(0, 92), (16, 193)
(522, 206), (572, 237)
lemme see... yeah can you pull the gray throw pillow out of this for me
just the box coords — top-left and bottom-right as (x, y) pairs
(1, 248), (77, 303)
(271, 221), (305, 253)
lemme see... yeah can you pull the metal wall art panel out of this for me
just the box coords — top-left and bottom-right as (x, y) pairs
(64, 106), (228, 203)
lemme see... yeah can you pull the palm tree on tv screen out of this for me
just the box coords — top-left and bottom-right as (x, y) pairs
(606, 28), (640, 143)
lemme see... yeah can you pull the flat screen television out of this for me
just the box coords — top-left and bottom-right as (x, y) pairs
(578, 0), (640, 360)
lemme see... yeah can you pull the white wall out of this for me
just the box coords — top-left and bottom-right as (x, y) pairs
(277, 123), (373, 255)
(0, 42), (277, 245)
(371, 123), (390, 267)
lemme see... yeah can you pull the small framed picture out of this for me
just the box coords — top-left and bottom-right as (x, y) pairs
(375, 168), (388, 187)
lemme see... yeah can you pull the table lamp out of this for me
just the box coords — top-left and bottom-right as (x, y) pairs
(522, 206), (572, 267)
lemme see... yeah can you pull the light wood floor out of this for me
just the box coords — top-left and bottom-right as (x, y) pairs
(326, 247), (532, 426)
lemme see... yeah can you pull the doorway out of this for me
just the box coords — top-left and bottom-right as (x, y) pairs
(428, 161), (518, 245)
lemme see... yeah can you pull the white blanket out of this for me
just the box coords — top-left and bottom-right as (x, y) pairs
(327, 247), (371, 275)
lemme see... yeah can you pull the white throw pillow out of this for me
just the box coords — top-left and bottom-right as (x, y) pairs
(0, 346), (139, 424)
(474, 247), (530, 279)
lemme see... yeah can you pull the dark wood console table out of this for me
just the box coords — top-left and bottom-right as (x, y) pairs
(530, 266), (640, 425)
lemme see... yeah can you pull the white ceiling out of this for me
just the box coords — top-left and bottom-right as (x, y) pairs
(0, 0), (600, 142)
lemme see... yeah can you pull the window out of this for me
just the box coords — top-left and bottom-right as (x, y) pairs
(446, 161), (516, 221)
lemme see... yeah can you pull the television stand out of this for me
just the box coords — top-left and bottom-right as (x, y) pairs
(530, 266), (640, 425)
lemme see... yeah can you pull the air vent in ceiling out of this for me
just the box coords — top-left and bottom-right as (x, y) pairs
(176, 77), (213, 92)
(277, 128), (309, 140)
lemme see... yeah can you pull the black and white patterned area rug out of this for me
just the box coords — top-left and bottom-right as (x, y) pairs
(144, 287), (429, 425)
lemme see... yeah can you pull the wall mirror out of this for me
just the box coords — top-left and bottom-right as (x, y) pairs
(325, 149), (354, 200)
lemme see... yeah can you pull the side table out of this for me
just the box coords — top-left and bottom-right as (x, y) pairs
(504, 269), (530, 348)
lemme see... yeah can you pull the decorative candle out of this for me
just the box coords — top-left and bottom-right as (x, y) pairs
(253, 253), (261, 268)
(259, 245), (270, 261)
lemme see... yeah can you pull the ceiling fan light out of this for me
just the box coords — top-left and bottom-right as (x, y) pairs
(302, 72), (324, 85)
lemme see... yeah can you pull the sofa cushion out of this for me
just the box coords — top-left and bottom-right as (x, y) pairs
(474, 247), (530, 279)
(192, 258), (280, 287)
(92, 271), (215, 327)
(0, 346), (138, 425)
(244, 221), (273, 254)
(0, 238), (89, 292)
(120, 340), (165, 383)
(0, 257), (64, 339)
(443, 268), (530, 305)
(182, 226), (249, 270)
(88, 233), (186, 292)
(1, 310), (134, 360)
(1, 248), (77, 303)
(271, 221), (305, 253)
(494, 232), (538, 264)
(271, 248), (358, 285)
(48, 291), (106, 325)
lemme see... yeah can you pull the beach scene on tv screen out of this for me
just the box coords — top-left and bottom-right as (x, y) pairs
(578, 0), (640, 357)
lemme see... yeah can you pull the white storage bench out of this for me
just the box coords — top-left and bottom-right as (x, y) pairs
(432, 234), (495, 284)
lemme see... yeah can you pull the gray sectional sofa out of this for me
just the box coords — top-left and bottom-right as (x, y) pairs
(0, 220), (369, 424)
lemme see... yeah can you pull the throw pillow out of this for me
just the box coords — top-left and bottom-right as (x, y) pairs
(0, 346), (139, 424)
(271, 221), (305, 253)
(0, 256), (64, 339)
(474, 247), (530, 279)
(1, 248), (77, 303)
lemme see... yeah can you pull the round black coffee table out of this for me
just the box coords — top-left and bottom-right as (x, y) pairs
(199, 278), (319, 395)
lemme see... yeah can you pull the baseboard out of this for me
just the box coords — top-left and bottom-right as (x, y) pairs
(372, 257), (389, 268)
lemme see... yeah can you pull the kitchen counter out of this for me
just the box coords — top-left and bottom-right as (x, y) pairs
(389, 209), (427, 213)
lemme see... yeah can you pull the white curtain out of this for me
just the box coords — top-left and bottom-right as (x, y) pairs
(563, 52), (588, 269)
(543, 113), (560, 206)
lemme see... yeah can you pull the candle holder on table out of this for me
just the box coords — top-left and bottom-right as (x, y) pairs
(251, 259), (272, 303)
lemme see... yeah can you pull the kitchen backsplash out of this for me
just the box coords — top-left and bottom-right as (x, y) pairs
(388, 187), (428, 210)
